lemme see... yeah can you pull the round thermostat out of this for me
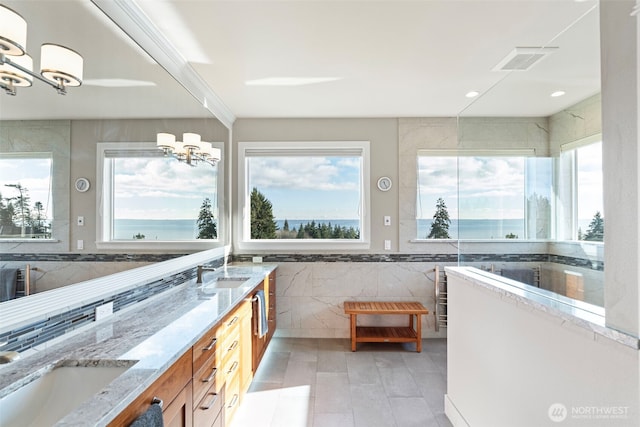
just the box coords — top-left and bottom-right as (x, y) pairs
(377, 176), (392, 191)
(74, 177), (90, 192)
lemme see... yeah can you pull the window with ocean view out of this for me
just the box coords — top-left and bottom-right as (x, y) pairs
(0, 153), (53, 239)
(98, 143), (219, 243)
(417, 151), (552, 240)
(237, 141), (370, 249)
(572, 141), (603, 241)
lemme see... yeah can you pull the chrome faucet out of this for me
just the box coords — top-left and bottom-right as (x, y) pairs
(0, 350), (20, 364)
(196, 265), (217, 284)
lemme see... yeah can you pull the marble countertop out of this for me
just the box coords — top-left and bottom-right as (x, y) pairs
(0, 263), (277, 427)
(445, 266), (640, 350)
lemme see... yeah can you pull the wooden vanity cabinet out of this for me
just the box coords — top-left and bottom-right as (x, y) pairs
(108, 350), (193, 427)
(112, 269), (276, 427)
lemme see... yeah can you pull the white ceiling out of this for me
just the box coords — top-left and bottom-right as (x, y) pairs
(0, 0), (601, 123)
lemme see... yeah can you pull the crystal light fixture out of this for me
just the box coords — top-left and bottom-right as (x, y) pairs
(157, 133), (221, 166)
(0, 4), (83, 95)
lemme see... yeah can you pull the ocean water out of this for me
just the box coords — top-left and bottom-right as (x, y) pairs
(418, 219), (525, 239)
(114, 218), (527, 240)
(114, 219), (199, 240)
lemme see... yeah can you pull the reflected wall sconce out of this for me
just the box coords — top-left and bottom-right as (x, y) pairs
(157, 133), (221, 167)
(0, 4), (83, 96)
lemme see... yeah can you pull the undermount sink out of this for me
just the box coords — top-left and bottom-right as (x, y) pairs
(204, 276), (251, 289)
(0, 362), (131, 427)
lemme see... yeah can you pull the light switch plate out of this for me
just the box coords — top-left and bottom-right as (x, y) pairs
(77, 216), (84, 226)
(95, 302), (114, 322)
(384, 216), (391, 226)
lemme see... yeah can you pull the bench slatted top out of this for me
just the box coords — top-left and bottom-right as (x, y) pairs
(344, 301), (428, 315)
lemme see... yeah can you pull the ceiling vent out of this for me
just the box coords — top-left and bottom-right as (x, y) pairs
(492, 47), (558, 71)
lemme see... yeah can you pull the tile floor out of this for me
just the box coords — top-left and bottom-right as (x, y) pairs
(231, 338), (452, 427)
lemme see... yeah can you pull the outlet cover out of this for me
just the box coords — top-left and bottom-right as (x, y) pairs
(384, 240), (391, 250)
(252, 256), (263, 263)
(95, 302), (114, 322)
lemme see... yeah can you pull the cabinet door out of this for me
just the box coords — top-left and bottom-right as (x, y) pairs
(240, 303), (253, 395)
(109, 350), (192, 426)
(164, 381), (193, 427)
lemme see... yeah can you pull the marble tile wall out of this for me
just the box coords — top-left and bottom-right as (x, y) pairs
(273, 261), (451, 339)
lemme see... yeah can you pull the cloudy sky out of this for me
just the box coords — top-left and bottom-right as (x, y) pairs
(113, 157), (217, 220)
(247, 156), (361, 220)
(418, 155), (556, 221)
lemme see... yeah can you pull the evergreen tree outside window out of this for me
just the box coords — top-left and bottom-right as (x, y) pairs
(197, 197), (218, 239)
(428, 198), (451, 239)
(583, 211), (604, 241)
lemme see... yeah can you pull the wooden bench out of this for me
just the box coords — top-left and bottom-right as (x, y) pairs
(343, 301), (429, 352)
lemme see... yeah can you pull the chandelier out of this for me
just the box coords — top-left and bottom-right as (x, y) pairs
(0, 4), (83, 96)
(157, 133), (221, 167)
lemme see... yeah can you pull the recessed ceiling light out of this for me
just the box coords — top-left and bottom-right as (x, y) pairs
(82, 79), (157, 88)
(245, 77), (341, 86)
(551, 91), (566, 97)
(465, 91), (480, 98)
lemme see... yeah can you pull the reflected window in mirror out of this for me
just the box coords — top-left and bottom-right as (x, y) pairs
(417, 150), (553, 240)
(0, 153), (53, 239)
(98, 143), (220, 244)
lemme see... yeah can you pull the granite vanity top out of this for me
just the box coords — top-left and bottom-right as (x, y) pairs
(0, 263), (277, 426)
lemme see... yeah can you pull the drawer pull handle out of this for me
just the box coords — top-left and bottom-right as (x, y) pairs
(227, 394), (239, 409)
(227, 316), (239, 326)
(203, 337), (217, 351)
(200, 392), (218, 410)
(227, 361), (238, 375)
(228, 340), (239, 352)
(202, 367), (218, 383)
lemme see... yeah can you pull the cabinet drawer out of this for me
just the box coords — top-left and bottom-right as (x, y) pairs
(193, 350), (220, 409)
(193, 384), (224, 427)
(220, 328), (240, 367)
(222, 341), (241, 380)
(193, 326), (219, 373)
(225, 374), (241, 424)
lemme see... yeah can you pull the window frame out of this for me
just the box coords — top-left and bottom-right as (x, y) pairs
(236, 141), (371, 251)
(96, 142), (224, 250)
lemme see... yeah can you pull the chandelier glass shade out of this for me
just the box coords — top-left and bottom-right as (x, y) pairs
(157, 133), (221, 166)
(0, 4), (83, 95)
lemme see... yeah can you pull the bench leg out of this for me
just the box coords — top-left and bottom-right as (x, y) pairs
(416, 314), (422, 352)
(350, 314), (357, 352)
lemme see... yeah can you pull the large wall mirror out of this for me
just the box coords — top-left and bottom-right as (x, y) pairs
(0, 0), (229, 298)
(452, 1), (603, 307)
